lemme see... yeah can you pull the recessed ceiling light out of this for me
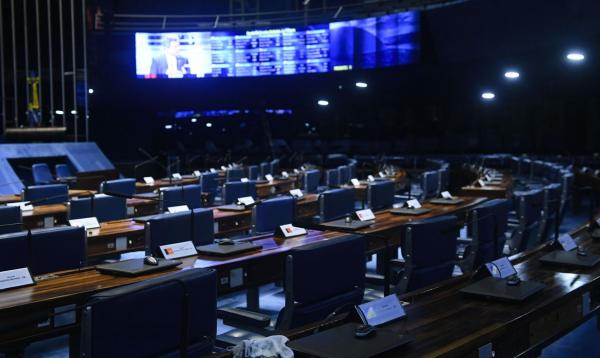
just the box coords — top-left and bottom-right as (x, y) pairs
(481, 92), (495, 100)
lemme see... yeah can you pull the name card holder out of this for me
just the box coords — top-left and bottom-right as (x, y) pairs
(289, 189), (303, 199)
(276, 224), (307, 238)
(69, 217), (101, 236)
(355, 209), (375, 221)
(265, 174), (274, 182)
(406, 199), (422, 209)
(160, 241), (198, 259)
(379, 171), (386, 178)
(557, 234), (577, 252)
(193, 170), (201, 177)
(168, 205), (190, 213)
(241, 178), (249, 183)
(367, 175), (375, 182)
(441, 191), (453, 199)
(281, 171), (289, 179)
(143, 177), (155, 185)
(478, 179), (486, 187)
(351, 178), (360, 188)
(172, 173), (182, 180)
(0, 267), (35, 291)
(237, 196), (255, 206)
(485, 257), (517, 279)
(210, 168), (218, 173)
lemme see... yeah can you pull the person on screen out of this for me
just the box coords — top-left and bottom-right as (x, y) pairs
(149, 35), (190, 77)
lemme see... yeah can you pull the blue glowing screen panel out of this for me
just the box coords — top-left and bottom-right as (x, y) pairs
(135, 11), (419, 79)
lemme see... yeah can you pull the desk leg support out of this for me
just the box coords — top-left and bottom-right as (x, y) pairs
(246, 287), (260, 312)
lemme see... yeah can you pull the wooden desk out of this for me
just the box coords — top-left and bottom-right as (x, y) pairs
(135, 177), (199, 193)
(255, 178), (298, 198)
(286, 221), (600, 358)
(461, 174), (513, 199)
(0, 189), (96, 205)
(0, 229), (345, 350)
(86, 219), (145, 258)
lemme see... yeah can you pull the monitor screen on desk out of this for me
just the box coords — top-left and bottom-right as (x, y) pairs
(135, 11), (420, 79)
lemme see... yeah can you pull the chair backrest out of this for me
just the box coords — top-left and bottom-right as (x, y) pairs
(0, 231), (29, 272)
(438, 167), (449, 192)
(397, 215), (459, 294)
(93, 194), (128, 222)
(421, 170), (439, 199)
(68, 197), (93, 220)
(81, 268), (216, 358)
(99, 178), (136, 197)
(0, 206), (23, 234)
(160, 186), (184, 212)
(367, 180), (395, 211)
(303, 169), (320, 193)
(226, 168), (244, 182)
(466, 199), (511, 271)
(183, 184), (203, 209)
(222, 181), (256, 204)
(247, 165), (260, 180)
(325, 169), (339, 187)
(337, 165), (350, 184)
(30, 226), (86, 275)
(511, 189), (544, 252)
(539, 183), (562, 242)
(260, 162), (270, 177)
(319, 188), (355, 222)
(200, 172), (219, 205)
(55, 164), (73, 179)
(146, 209), (212, 256)
(32, 163), (53, 185)
(270, 159), (280, 176)
(251, 196), (295, 234)
(348, 162), (357, 179)
(23, 184), (69, 205)
(275, 234), (366, 331)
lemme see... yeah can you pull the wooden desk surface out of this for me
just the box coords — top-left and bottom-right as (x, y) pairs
(0, 189), (96, 205)
(285, 221), (599, 358)
(461, 173), (513, 199)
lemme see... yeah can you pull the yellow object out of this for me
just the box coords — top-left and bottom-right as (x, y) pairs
(27, 76), (40, 110)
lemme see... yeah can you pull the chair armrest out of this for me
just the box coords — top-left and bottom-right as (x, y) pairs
(217, 308), (271, 329)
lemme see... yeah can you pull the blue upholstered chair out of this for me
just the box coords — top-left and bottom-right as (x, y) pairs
(0, 206), (23, 234)
(81, 268), (217, 357)
(99, 178), (136, 197)
(159, 186), (184, 212)
(421, 170), (439, 200)
(200, 172), (219, 205)
(270, 159), (280, 176)
(394, 215), (459, 294)
(222, 181), (256, 205)
(23, 184), (69, 205)
(32, 163), (53, 185)
(68, 197), (94, 220)
(30, 226), (86, 275)
(218, 234), (366, 340)
(317, 188), (355, 223)
(337, 165), (351, 185)
(438, 167), (449, 193)
(367, 181), (395, 211)
(459, 199), (511, 273)
(538, 183), (562, 243)
(0, 231), (29, 272)
(348, 162), (357, 179)
(251, 196), (295, 234)
(247, 165), (260, 180)
(507, 189), (544, 254)
(325, 169), (339, 187)
(303, 169), (320, 193)
(55, 164), (74, 179)
(183, 184), (203, 209)
(93, 194), (128, 222)
(226, 168), (245, 182)
(259, 162), (270, 177)
(145, 208), (214, 257)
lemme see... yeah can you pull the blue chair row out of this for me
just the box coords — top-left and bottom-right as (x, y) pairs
(32, 163), (74, 185)
(69, 194), (128, 222)
(222, 181), (257, 204)
(0, 206), (23, 234)
(159, 184), (203, 211)
(0, 226), (86, 275)
(22, 184), (69, 205)
(99, 178), (136, 197)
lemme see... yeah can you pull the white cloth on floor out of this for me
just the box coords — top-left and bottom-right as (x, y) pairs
(232, 335), (293, 358)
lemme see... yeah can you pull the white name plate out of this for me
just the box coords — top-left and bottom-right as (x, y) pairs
(278, 224), (307, 238)
(351, 178), (360, 187)
(558, 234), (577, 252)
(485, 257), (517, 279)
(237, 196), (255, 206)
(0, 268), (35, 291)
(160, 241), (198, 259)
(289, 189), (303, 199)
(478, 179), (486, 187)
(379, 171), (386, 178)
(69, 217), (100, 230)
(406, 199), (422, 209)
(281, 171), (289, 179)
(355, 209), (375, 221)
(367, 175), (375, 182)
(241, 177), (249, 183)
(193, 170), (201, 177)
(441, 191), (453, 199)
(7, 201), (33, 212)
(265, 174), (274, 182)
(143, 177), (155, 185)
(168, 205), (190, 213)
(172, 173), (182, 180)
(210, 168), (217, 173)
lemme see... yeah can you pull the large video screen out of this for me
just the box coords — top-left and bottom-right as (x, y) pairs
(135, 11), (419, 79)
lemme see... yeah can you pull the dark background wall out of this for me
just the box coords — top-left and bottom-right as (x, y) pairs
(87, 0), (600, 161)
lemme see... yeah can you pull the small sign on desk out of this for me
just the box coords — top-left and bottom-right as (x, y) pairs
(237, 196), (255, 206)
(168, 205), (190, 213)
(478, 179), (486, 187)
(289, 189), (303, 199)
(368, 175), (375, 182)
(241, 177), (249, 183)
(265, 174), (274, 182)
(278, 224), (307, 238)
(351, 178), (361, 188)
(355, 209), (375, 221)
(143, 177), (155, 185)
(406, 199), (422, 209)
(172, 173), (182, 180)
(7, 201), (33, 212)
(193, 170), (201, 177)
(485, 257), (517, 279)
(281, 171), (289, 179)
(558, 234), (577, 251)
(69, 217), (101, 236)
(0, 267), (35, 291)
(441, 191), (453, 199)
(160, 241), (197, 259)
